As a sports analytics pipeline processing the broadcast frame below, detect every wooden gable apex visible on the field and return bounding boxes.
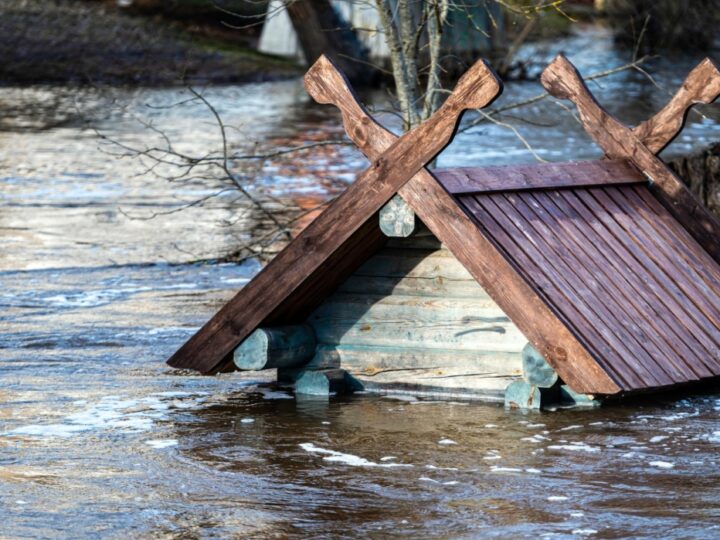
[167,55,720,397]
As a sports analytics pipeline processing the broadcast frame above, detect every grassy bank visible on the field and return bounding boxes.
[0,0,300,86]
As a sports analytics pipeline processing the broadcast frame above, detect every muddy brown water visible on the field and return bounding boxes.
[2,27,720,538]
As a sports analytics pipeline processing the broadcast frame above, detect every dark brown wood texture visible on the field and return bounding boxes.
[462,184,720,390]
[632,58,720,154]
[306,57,619,394]
[541,54,720,265]
[167,55,501,374]
[435,159,645,194]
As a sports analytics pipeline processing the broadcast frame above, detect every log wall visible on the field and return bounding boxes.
[304,229,525,400]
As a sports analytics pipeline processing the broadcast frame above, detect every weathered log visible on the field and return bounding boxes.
[380,194,416,237]
[233,325,316,370]
[504,380,541,410]
[560,385,601,408]
[521,343,559,388]
[294,368,364,396]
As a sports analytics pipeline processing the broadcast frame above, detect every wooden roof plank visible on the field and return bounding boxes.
[536,190,714,379]
[520,190,697,383]
[434,159,644,194]
[481,192,670,387]
[528,190,709,381]
[559,189,720,375]
[594,188,720,329]
[463,194,643,389]
[629,186,720,297]
[577,189,720,357]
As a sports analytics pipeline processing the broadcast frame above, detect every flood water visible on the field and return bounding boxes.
[2,27,720,538]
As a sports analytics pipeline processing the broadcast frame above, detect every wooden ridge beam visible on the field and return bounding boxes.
[434,159,645,194]
[541,54,720,265]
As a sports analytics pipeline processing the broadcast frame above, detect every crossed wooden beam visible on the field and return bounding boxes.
[541,54,720,263]
[168,53,720,384]
[168,57,502,375]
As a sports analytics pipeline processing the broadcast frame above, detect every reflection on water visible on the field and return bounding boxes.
[1,25,720,537]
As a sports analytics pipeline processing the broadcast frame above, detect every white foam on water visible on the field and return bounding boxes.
[704,431,720,443]
[525,468,542,474]
[240,418,255,424]
[256,387,294,400]
[559,425,583,431]
[438,438,457,445]
[527,423,546,428]
[570,512,584,518]
[380,456,397,462]
[321,421,331,425]
[547,496,568,501]
[648,460,674,469]
[548,443,600,453]
[426,464,459,471]
[572,529,597,536]
[299,443,412,468]
[383,394,418,403]
[649,435,669,443]
[3,393,206,439]
[491,466,523,473]
[483,455,502,460]
[484,424,498,428]
[145,439,178,449]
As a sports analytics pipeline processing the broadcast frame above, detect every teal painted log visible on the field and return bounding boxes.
[294,368,364,396]
[521,343,559,388]
[233,325,316,370]
[504,380,541,410]
[560,385,602,408]
[380,194,416,237]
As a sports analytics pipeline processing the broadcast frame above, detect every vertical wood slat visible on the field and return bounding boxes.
[558,189,720,374]
[462,195,640,388]
[588,189,720,334]
[505,191,685,384]
[601,187,720,326]
[628,187,720,297]
[477,193,667,387]
[521,191,698,382]
[537,190,714,379]
[575,190,720,360]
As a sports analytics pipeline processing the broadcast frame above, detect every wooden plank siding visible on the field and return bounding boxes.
[456,184,720,391]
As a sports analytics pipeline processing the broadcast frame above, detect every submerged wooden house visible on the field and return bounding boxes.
[168,54,720,409]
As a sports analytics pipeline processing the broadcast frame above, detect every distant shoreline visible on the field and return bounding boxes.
[0,0,301,86]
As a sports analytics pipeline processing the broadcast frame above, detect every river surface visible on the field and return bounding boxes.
[2,27,720,538]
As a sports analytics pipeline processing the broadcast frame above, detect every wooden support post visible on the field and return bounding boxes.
[233,325,316,370]
[380,194,416,237]
[521,343,559,388]
[294,368,364,396]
